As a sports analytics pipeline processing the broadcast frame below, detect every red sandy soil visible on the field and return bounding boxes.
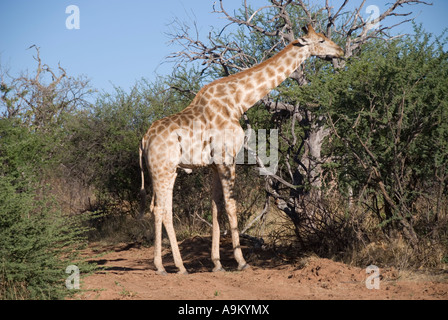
[74,235,447,300]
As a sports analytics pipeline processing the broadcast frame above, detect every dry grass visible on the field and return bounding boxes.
[258,193,448,271]
[346,238,447,270]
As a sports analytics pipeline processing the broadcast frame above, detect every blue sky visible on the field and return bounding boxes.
[1,0,447,97]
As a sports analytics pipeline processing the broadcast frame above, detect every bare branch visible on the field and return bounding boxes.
[1,45,92,127]
[214,0,295,42]
[169,85,197,97]
[342,0,433,57]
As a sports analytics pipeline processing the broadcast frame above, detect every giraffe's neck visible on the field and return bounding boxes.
[190,42,310,121]
[236,42,309,114]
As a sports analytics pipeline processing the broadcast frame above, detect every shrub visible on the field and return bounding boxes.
[0,118,91,299]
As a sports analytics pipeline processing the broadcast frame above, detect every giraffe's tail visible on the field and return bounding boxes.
[139,141,147,219]
[139,140,155,220]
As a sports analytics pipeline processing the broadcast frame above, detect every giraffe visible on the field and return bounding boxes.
[139,24,344,275]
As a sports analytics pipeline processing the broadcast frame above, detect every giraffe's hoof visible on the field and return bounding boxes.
[237,263,250,271]
[156,270,168,276]
[213,267,226,273]
[177,269,189,275]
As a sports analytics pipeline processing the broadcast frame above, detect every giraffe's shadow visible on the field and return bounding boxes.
[161,235,283,274]
[87,235,294,275]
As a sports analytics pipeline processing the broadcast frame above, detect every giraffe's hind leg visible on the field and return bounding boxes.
[153,204,166,275]
[152,170,188,275]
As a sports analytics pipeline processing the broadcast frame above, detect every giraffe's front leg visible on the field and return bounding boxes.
[226,199,249,271]
[211,169,225,272]
[217,164,249,271]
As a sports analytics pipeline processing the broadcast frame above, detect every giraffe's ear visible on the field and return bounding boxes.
[295,36,311,46]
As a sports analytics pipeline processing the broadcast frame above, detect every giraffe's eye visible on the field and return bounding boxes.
[319,39,326,43]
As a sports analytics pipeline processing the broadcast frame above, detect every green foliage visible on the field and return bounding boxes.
[0,119,92,300]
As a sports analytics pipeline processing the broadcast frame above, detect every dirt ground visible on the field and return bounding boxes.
[74,235,448,300]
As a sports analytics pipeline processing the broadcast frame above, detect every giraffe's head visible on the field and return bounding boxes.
[294,24,344,60]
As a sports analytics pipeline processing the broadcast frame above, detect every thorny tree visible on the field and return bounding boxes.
[0,45,91,130]
[167,0,431,246]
